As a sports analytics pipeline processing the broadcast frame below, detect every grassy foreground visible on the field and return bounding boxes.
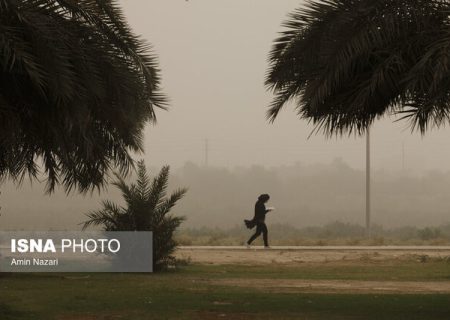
[1,261,450,319]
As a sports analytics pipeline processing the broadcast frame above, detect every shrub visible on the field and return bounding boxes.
[418,228,441,241]
[83,160,187,271]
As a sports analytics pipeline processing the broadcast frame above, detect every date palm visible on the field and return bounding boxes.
[0,0,166,192]
[266,0,450,135]
[82,160,187,270]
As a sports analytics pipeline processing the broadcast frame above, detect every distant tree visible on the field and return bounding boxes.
[0,0,166,192]
[82,161,187,270]
[266,0,450,135]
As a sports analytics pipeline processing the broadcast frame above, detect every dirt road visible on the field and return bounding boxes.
[176,246,450,265]
[176,246,450,294]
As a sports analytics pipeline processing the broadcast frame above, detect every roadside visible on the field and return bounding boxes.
[176,246,450,265]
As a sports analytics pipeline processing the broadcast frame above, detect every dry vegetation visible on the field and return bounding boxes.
[176,221,450,246]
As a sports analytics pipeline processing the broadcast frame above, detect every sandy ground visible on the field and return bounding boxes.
[176,246,450,294]
[176,246,450,265]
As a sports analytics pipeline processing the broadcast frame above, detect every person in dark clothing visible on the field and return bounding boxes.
[245,194,272,248]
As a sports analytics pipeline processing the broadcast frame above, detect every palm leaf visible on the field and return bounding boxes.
[147,165,170,210]
[82,200,124,230]
[0,0,167,192]
[266,0,450,135]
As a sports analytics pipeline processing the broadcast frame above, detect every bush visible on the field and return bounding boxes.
[83,160,187,271]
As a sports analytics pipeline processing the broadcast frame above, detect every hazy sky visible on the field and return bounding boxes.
[121,0,450,172]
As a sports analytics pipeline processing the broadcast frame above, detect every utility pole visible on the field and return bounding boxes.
[204,138,209,167]
[402,141,405,171]
[366,128,371,237]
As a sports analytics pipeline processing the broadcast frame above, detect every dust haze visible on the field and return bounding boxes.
[1,0,450,230]
[1,160,450,230]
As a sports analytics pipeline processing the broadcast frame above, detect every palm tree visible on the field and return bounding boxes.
[82,160,187,270]
[266,0,450,234]
[0,0,166,192]
[266,0,450,135]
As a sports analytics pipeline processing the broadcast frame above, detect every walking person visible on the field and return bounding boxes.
[244,194,273,248]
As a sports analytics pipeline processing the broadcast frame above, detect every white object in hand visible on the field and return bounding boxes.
[267,207,275,211]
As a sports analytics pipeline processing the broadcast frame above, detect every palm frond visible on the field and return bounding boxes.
[266,0,450,135]
[0,0,167,192]
[147,165,170,210]
[111,171,137,208]
[136,160,152,200]
[154,187,188,222]
[81,200,124,230]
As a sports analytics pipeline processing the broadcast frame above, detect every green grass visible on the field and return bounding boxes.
[0,260,450,319]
